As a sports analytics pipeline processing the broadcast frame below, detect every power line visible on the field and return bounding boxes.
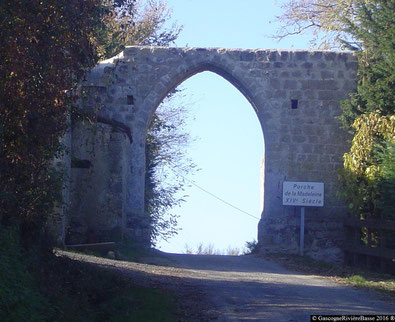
[166,164,260,221]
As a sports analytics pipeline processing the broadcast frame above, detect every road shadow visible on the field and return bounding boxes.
[63,251,394,321]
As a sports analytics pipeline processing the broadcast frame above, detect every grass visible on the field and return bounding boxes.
[261,253,395,298]
[347,274,367,284]
[0,227,178,321]
[343,274,395,296]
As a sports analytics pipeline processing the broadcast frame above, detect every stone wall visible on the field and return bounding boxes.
[67,122,132,244]
[76,46,357,262]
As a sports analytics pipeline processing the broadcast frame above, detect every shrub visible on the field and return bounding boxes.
[244,239,259,254]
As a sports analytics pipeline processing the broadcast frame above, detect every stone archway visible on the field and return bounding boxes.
[72,46,356,262]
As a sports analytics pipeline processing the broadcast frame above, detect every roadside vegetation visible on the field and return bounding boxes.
[182,239,259,256]
[183,242,244,255]
[0,227,178,321]
[261,253,395,298]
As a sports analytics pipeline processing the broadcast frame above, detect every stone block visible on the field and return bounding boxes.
[301,62,313,69]
[304,90,317,99]
[279,51,289,61]
[240,51,255,61]
[256,51,269,61]
[324,52,336,61]
[321,70,335,79]
[297,154,306,161]
[290,91,303,99]
[295,51,308,61]
[283,80,298,90]
[249,69,264,77]
[318,90,338,100]
[308,135,320,144]
[302,144,313,153]
[307,154,318,162]
[268,51,278,62]
[292,135,307,143]
[268,78,281,88]
[291,70,302,77]
[319,154,330,162]
[346,61,358,70]
[343,80,357,90]
[310,52,323,60]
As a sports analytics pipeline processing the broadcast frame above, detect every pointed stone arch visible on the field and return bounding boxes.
[143,61,261,129]
[73,46,357,262]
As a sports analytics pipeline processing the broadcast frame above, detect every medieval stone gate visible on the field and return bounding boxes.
[66,46,357,262]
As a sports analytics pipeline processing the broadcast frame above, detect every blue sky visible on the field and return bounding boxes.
[155,0,313,253]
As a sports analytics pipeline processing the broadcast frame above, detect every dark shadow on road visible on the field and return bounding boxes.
[60,251,395,321]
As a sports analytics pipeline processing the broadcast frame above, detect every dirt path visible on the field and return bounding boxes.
[59,251,394,321]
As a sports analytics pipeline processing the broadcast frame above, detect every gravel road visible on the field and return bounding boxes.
[59,251,394,321]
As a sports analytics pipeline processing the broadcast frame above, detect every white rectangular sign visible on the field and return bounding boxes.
[283,181,324,207]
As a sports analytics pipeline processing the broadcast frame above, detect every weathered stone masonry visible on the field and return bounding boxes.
[69,46,357,262]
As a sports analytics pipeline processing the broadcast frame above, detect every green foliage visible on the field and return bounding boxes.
[99,0,181,58]
[266,253,395,295]
[338,0,395,129]
[244,239,259,255]
[347,274,367,285]
[339,113,395,217]
[0,0,115,242]
[337,1,395,220]
[375,141,395,219]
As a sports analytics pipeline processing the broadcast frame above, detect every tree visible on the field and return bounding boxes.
[274,0,363,48]
[337,1,395,220]
[0,0,185,245]
[101,0,181,57]
[145,91,196,245]
[340,113,394,218]
[0,0,114,242]
[338,0,395,128]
